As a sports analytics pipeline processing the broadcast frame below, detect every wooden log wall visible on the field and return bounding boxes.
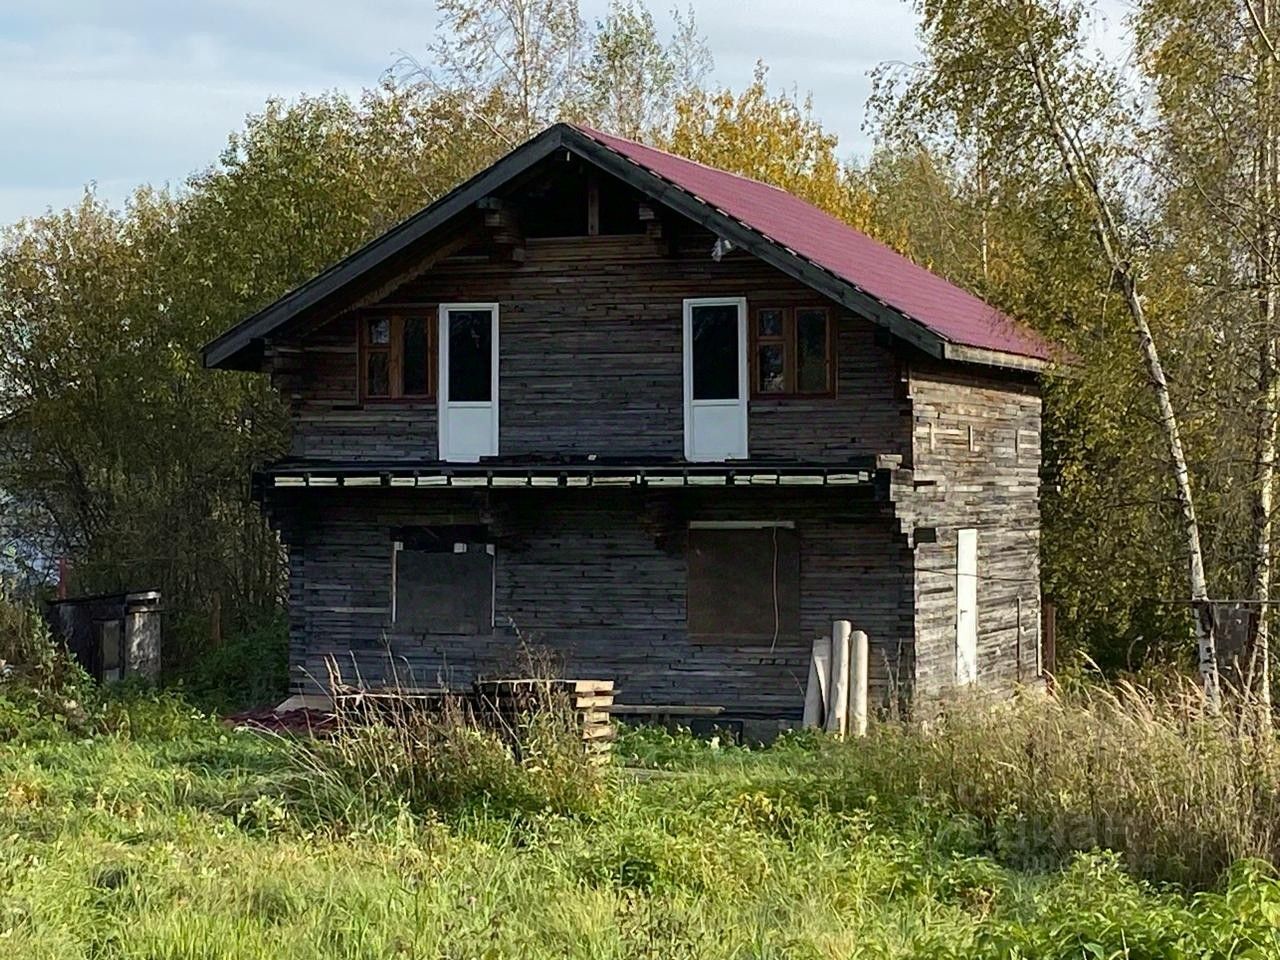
[895,359,1043,701]
[271,487,914,719]
[275,229,911,464]
[258,197,1047,715]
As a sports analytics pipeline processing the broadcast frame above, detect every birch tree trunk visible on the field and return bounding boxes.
[1018,1,1221,705]
[1246,0,1279,719]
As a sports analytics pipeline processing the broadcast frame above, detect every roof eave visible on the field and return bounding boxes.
[201,122,1053,376]
[941,342,1053,374]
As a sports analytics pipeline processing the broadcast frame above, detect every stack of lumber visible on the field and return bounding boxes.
[472,678,616,762]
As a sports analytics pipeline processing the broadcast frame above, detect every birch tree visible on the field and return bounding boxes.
[1136,0,1280,710]
[875,0,1222,701]
[581,2,711,139]
[394,0,589,144]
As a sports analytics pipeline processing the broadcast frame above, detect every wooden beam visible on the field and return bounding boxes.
[203,125,568,369]
[587,173,600,236]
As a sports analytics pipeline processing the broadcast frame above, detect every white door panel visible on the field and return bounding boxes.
[688,403,745,461]
[956,528,978,685]
[439,304,499,462]
[683,297,748,461]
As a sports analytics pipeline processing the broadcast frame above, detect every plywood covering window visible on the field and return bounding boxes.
[392,527,493,635]
[751,306,835,396]
[361,314,432,401]
[687,525,800,642]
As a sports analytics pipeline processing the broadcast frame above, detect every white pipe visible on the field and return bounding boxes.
[826,620,851,736]
[849,629,869,737]
[803,635,831,728]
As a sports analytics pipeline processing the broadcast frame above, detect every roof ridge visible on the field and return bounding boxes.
[566,122,801,202]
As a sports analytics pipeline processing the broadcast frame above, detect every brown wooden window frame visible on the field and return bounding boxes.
[359,312,434,403]
[749,305,836,398]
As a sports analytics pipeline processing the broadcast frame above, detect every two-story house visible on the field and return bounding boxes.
[203,123,1054,719]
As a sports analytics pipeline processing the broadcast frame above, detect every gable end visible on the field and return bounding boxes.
[202,124,1049,375]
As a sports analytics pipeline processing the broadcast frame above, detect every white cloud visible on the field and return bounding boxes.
[0,0,921,224]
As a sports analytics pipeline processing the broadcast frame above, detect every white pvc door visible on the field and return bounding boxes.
[683,297,748,461]
[438,303,499,462]
[956,528,978,685]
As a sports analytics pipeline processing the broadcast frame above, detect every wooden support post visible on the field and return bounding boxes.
[587,174,600,236]
[848,629,868,738]
[1041,600,1056,687]
[803,634,831,728]
[826,620,851,737]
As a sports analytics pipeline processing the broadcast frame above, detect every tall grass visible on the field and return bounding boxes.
[284,687,604,825]
[810,681,1280,889]
[6,673,1280,955]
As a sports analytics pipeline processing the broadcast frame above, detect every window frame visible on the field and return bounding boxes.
[682,296,750,462]
[749,305,837,398]
[437,302,501,462]
[358,311,435,404]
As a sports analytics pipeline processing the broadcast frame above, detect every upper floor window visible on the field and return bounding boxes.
[751,306,835,397]
[361,315,431,401]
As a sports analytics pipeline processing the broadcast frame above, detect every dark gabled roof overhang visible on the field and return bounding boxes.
[203,123,1049,374]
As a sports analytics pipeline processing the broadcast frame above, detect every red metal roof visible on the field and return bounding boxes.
[573,124,1054,363]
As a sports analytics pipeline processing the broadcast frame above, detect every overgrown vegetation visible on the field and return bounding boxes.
[287,691,605,823]
[881,684,1280,889]
[5,585,1280,955]
[5,680,1280,957]
[179,613,289,714]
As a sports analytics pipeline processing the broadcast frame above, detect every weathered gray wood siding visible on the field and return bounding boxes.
[272,488,913,717]
[275,231,911,464]
[899,360,1042,699]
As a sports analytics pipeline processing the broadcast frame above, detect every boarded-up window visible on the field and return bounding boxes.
[687,526,800,642]
[393,527,493,634]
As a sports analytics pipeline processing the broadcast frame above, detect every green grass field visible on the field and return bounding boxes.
[4,687,1280,960]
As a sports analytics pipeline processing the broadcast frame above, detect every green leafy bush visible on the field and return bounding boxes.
[0,588,101,742]
[99,683,220,740]
[180,612,288,712]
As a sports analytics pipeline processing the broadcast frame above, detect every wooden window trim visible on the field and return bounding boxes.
[359,311,435,404]
[749,306,837,399]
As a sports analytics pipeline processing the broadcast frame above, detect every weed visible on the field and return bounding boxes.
[286,686,603,826]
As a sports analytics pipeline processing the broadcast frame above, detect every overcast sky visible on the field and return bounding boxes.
[0,0,925,226]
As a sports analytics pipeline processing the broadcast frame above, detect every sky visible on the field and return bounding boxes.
[0,0,923,226]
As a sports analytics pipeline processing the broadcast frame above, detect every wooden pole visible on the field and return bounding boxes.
[1041,600,1056,687]
[849,629,868,738]
[826,620,851,736]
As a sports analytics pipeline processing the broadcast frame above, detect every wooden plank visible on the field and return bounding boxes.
[609,704,724,717]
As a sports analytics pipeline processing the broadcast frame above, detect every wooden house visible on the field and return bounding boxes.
[203,123,1054,721]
